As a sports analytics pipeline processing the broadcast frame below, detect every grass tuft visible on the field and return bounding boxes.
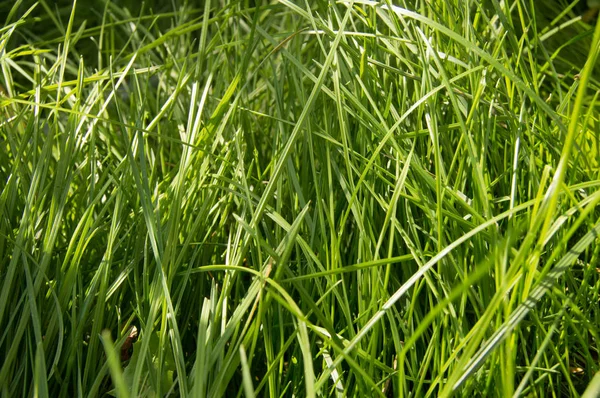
[1,1,599,396]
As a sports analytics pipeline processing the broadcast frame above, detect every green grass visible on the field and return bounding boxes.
[1,0,600,396]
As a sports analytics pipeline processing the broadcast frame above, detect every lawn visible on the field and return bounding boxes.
[1,0,600,396]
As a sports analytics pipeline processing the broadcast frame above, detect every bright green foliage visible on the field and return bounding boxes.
[0,0,599,397]
[122,332,176,397]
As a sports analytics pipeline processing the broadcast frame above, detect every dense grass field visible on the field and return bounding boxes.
[1,0,600,396]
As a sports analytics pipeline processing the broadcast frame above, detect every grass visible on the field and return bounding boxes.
[1,0,600,396]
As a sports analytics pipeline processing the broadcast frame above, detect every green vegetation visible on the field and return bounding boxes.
[1,0,600,396]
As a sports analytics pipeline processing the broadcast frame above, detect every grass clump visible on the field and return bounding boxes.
[1,0,600,396]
